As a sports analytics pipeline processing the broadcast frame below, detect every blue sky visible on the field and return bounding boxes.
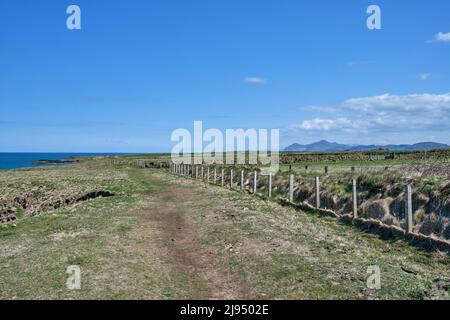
[0,0,449,152]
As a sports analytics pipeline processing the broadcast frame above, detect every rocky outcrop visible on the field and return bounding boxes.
[0,190,115,222]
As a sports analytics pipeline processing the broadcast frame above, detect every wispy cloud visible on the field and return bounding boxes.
[434,32,450,42]
[347,60,374,67]
[420,73,431,80]
[244,77,267,84]
[299,105,339,113]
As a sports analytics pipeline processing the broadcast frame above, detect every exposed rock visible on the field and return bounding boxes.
[442,223,450,239]
[33,159,75,165]
[14,195,29,209]
[389,194,406,220]
[320,192,340,211]
[1,190,115,221]
[271,175,450,240]
[362,198,392,220]
[419,213,443,236]
[293,185,312,203]
[382,214,396,226]
[441,201,450,218]
[414,208,427,225]
[413,193,430,209]
[76,190,115,202]
[0,206,16,223]
[385,184,403,198]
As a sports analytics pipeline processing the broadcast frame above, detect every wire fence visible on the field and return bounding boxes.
[164,163,450,248]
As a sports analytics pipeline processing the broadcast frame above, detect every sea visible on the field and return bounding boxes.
[0,153,127,170]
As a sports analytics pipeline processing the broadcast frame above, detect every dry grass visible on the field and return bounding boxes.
[0,161,449,299]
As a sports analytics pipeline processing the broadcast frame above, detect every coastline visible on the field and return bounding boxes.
[0,153,128,170]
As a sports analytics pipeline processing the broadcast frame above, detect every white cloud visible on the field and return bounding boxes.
[290,93,450,143]
[296,117,370,133]
[244,77,267,84]
[343,93,450,112]
[435,32,450,42]
[299,105,339,113]
[297,118,349,131]
[420,73,431,80]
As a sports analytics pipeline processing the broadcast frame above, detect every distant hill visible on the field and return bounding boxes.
[284,140,350,152]
[284,140,449,152]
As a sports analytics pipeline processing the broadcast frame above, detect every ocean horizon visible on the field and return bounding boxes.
[0,153,129,170]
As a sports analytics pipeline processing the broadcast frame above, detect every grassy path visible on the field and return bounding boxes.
[1,165,450,299]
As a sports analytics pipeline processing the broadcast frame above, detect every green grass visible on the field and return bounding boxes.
[1,161,450,299]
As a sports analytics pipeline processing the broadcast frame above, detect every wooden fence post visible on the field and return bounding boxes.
[196,166,199,179]
[214,167,217,185]
[315,176,320,209]
[230,169,233,189]
[207,167,210,183]
[253,171,257,194]
[241,170,244,191]
[221,168,224,187]
[268,172,272,198]
[405,184,413,233]
[289,174,294,202]
[352,179,358,218]
[201,166,204,180]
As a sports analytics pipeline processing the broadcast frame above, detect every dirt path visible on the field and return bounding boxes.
[138,169,450,300]
[130,174,251,299]
[1,165,450,299]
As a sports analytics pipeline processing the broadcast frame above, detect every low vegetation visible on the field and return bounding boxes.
[0,158,449,299]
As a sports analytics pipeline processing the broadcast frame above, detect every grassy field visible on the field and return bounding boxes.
[1,160,450,299]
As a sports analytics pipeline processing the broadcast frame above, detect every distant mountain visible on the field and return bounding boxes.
[284,140,449,152]
[347,142,449,152]
[284,140,350,152]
